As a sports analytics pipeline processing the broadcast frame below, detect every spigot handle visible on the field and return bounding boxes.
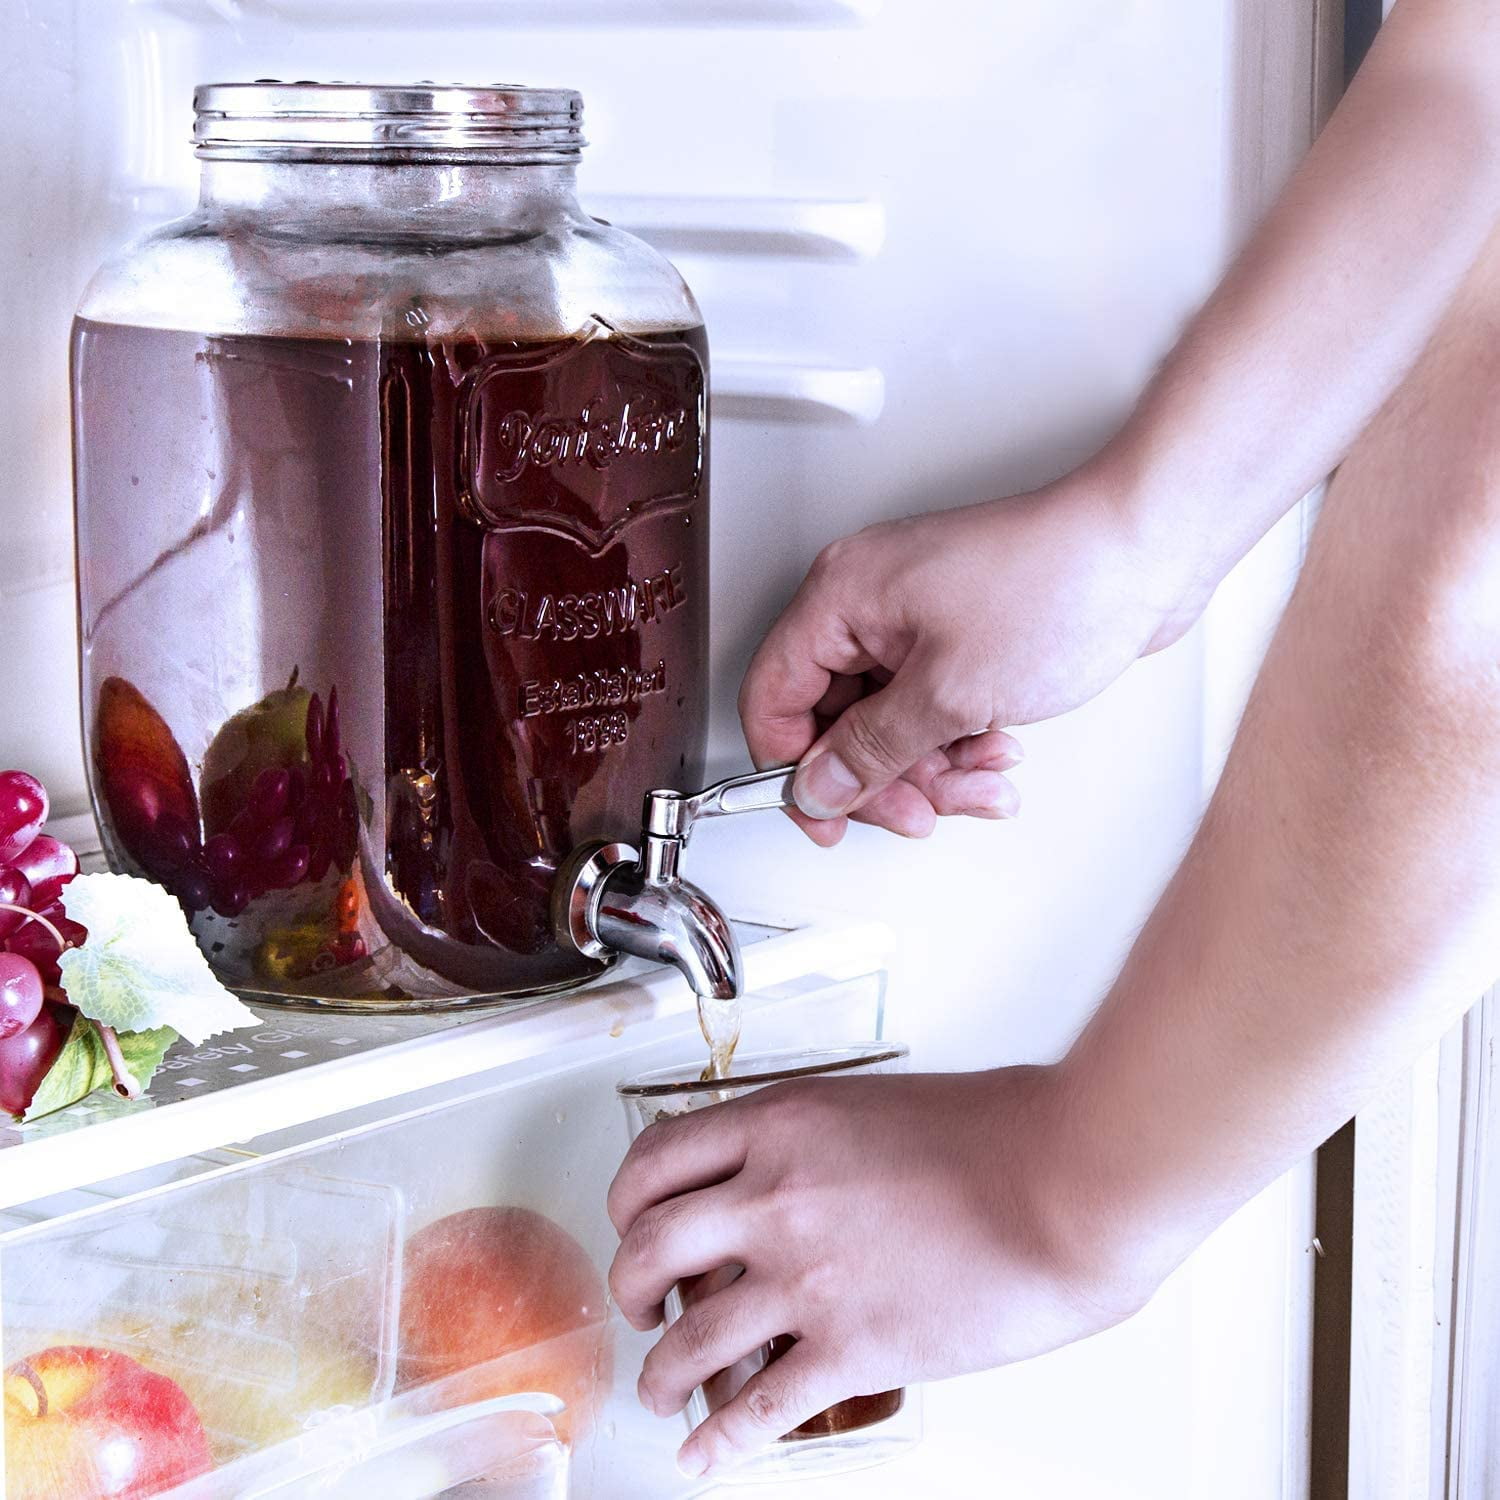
[686,766,797,823]
[641,766,797,843]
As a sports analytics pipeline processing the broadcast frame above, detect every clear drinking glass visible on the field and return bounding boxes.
[617,1045,920,1484]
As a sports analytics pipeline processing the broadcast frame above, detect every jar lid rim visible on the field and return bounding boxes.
[193,81,586,162]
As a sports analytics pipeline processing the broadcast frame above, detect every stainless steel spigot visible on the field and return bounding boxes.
[552,766,796,999]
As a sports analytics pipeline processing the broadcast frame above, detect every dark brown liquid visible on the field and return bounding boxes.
[680,1270,903,1441]
[770,1338,904,1441]
[73,320,708,1004]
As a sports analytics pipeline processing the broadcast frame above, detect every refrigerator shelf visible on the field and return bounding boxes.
[0,901,891,1214]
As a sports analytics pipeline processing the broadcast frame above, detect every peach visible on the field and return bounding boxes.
[397,1205,611,1441]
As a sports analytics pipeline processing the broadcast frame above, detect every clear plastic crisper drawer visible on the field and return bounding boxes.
[1,959,887,1500]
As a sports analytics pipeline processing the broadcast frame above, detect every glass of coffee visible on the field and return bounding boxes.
[616,1044,921,1483]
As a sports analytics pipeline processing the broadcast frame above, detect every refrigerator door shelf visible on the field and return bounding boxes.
[0,813,892,1215]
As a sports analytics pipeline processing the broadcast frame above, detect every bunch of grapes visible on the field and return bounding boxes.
[0,770,84,1116]
[130,689,360,924]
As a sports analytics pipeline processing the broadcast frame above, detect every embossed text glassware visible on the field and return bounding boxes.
[71,82,709,1010]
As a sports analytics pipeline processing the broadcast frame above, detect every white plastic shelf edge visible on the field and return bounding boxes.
[0,915,891,1211]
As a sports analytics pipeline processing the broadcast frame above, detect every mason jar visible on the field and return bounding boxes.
[71,83,710,1009]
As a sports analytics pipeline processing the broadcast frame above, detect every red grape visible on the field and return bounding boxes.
[248,767,291,822]
[172,866,214,914]
[306,693,325,764]
[0,952,43,1041]
[0,1003,67,1116]
[214,879,251,917]
[325,685,341,759]
[7,907,86,987]
[203,832,242,885]
[0,771,46,865]
[10,834,79,909]
[264,843,310,888]
[0,867,34,942]
[292,794,319,841]
[254,817,294,864]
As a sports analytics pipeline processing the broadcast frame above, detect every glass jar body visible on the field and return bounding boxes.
[73,157,710,1009]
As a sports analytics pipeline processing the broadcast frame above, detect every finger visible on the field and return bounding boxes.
[608,1106,750,1239]
[676,1342,844,1479]
[609,1184,748,1331]
[739,600,878,769]
[812,673,866,723]
[924,768,1019,818]
[961,801,1014,821]
[847,779,938,839]
[791,655,980,821]
[947,729,1024,771]
[639,1275,788,1417]
[785,806,848,847]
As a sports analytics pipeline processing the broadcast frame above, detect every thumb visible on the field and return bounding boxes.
[792,665,971,820]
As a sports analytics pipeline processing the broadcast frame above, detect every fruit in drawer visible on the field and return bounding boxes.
[397,1206,611,1440]
[38,1309,384,1464]
[3,1345,213,1499]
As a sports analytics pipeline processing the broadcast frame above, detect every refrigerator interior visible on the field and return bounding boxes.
[4,1,1321,1495]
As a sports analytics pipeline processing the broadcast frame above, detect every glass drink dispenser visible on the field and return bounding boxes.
[71,83,710,1012]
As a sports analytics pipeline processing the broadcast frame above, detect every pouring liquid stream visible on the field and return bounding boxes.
[697,994,741,1083]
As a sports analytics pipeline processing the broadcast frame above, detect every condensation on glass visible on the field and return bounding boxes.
[71,83,710,1010]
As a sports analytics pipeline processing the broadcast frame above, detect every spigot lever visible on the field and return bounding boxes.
[639,767,796,884]
[552,766,796,1000]
[686,766,798,824]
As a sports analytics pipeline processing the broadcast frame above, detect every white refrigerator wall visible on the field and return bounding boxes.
[2,3,1316,1496]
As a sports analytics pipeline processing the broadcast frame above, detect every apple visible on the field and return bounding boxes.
[3,1345,213,1499]
[397,1206,611,1441]
[200,680,313,838]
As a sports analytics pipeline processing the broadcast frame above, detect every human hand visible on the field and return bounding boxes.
[739,468,1203,843]
[607,1066,1159,1480]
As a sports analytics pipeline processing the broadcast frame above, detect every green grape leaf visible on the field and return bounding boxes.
[20,1014,177,1123]
[57,872,261,1044]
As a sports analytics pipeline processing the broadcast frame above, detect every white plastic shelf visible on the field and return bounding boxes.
[588,195,887,261]
[142,0,881,28]
[712,360,886,424]
[0,911,891,1212]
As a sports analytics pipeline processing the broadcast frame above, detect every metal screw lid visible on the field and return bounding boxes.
[192,81,586,163]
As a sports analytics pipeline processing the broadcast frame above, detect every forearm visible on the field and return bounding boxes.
[1100,0,1500,601]
[1058,231,1500,1288]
